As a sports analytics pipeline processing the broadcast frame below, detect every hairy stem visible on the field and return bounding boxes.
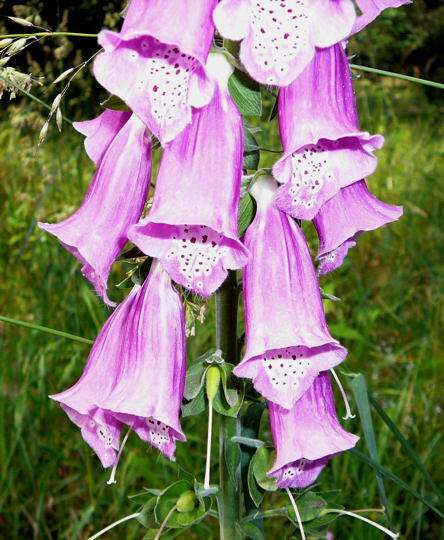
[216,271,241,540]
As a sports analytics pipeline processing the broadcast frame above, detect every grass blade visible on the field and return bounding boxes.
[369,394,444,504]
[351,374,393,527]
[350,448,444,519]
[350,64,444,90]
[0,315,93,344]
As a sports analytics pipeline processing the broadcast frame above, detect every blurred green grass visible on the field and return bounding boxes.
[0,78,443,539]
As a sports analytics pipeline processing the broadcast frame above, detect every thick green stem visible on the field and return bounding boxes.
[216,271,241,540]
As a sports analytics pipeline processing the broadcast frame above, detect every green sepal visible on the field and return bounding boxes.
[219,361,242,407]
[154,480,212,529]
[286,492,328,523]
[181,385,206,418]
[136,496,158,528]
[101,94,131,111]
[251,445,278,492]
[212,382,244,418]
[228,70,262,116]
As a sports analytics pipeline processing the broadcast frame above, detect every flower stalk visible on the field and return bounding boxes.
[215,271,241,540]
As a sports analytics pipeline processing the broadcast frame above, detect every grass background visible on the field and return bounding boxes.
[0,50,443,540]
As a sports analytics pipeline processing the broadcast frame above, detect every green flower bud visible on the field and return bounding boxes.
[176,490,198,513]
[205,365,221,405]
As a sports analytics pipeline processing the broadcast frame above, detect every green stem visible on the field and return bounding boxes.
[350,64,444,90]
[0,32,97,39]
[0,315,93,345]
[215,271,241,540]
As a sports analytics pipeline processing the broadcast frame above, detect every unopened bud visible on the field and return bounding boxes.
[7,38,27,54]
[0,57,9,67]
[0,38,13,49]
[56,108,63,131]
[52,67,75,85]
[50,93,62,114]
[205,366,221,404]
[176,491,198,513]
[8,16,33,27]
[38,122,49,146]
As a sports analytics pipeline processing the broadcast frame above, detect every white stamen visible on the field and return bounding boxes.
[327,509,399,539]
[204,404,213,489]
[330,368,356,420]
[286,488,306,540]
[106,427,132,485]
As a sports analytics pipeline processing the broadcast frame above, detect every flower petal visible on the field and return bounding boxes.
[233,176,346,410]
[39,114,151,306]
[352,0,411,35]
[268,371,359,488]
[128,56,249,297]
[311,0,356,48]
[51,261,186,464]
[93,0,217,144]
[73,109,131,165]
[314,180,403,274]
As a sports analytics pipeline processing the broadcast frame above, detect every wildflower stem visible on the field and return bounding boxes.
[154,504,178,540]
[286,489,306,540]
[350,64,444,90]
[0,32,98,39]
[88,512,140,540]
[107,427,132,485]
[330,368,356,420]
[0,315,92,344]
[204,403,214,489]
[325,509,399,538]
[215,271,241,540]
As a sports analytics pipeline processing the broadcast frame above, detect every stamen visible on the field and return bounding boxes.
[106,426,132,485]
[326,509,399,539]
[330,368,356,420]
[204,403,213,489]
[286,488,306,540]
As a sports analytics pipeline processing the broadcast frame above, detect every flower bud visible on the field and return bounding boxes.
[7,38,27,54]
[0,38,13,49]
[8,16,33,27]
[205,366,221,405]
[52,68,75,85]
[176,490,198,513]
[50,93,62,114]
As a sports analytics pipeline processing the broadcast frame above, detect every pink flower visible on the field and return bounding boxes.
[51,261,186,466]
[94,0,218,145]
[39,111,151,306]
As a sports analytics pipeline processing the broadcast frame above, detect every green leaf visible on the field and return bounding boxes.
[238,194,256,236]
[238,522,266,540]
[251,446,278,492]
[101,94,131,111]
[222,416,242,486]
[232,436,265,449]
[286,492,327,523]
[137,497,158,528]
[350,448,444,519]
[228,70,262,116]
[243,129,260,170]
[181,386,206,418]
[247,461,265,507]
[329,324,367,342]
[351,374,392,527]
[369,394,444,504]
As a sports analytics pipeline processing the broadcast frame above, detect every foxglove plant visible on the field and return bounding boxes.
[233,175,346,410]
[19,0,417,537]
[51,260,186,468]
[128,53,250,297]
[39,111,152,306]
[94,0,218,145]
[272,43,383,221]
[268,371,359,488]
